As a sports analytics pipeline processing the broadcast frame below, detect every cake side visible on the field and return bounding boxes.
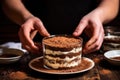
[43,35,83,69]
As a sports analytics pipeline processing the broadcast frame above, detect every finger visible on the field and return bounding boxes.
[30,30,38,39]
[35,21,50,37]
[22,44,40,54]
[19,25,39,52]
[85,22,101,47]
[84,31,104,54]
[73,19,88,36]
[84,26,104,54]
[22,44,33,52]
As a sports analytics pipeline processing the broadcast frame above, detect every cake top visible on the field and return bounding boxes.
[43,35,82,49]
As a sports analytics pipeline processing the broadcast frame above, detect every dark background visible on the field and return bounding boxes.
[0,1,120,44]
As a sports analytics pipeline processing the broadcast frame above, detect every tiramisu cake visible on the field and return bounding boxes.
[42,35,82,69]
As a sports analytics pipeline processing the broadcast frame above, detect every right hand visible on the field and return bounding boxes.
[73,10,104,54]
[18,16,50,54]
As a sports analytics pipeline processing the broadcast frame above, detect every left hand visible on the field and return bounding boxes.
[73,11,104,54]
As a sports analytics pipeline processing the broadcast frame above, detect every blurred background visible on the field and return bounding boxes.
[0,1,120,44]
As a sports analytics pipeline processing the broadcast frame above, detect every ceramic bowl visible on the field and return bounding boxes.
[0,47,24,64]
[104,50,120,65]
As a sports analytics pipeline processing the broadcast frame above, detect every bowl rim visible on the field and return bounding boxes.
[0,48,24,60]
[104,50,120,61]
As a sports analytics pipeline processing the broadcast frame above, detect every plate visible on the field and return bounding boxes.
[29,57,95,75]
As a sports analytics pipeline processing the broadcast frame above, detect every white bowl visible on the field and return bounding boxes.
[104,50,120,65]
[0,47,24,64]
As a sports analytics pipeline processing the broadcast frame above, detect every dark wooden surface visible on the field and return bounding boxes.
[0,4,120,80]
[0,49,120,80]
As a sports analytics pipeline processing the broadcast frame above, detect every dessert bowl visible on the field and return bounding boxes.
[104,50,120,65]
[0,47,24,64]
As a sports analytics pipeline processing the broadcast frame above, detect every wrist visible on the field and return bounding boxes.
[92,8,108,24]
[21,13,34,25]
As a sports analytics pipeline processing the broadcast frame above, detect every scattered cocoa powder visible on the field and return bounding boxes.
[99,69,111,75]
[93,58,101,64]
[9,71,28,80]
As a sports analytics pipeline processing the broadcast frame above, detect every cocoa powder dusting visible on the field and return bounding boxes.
[43,36,82,49]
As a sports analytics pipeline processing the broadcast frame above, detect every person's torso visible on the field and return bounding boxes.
[23,0,98,34]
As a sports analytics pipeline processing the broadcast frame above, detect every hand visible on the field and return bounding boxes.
[18,16,50,54]
[73,11,104,54]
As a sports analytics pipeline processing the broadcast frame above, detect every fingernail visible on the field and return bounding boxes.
[73,32,78,36]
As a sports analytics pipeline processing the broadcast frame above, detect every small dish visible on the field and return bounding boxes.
[104,50,120,65]
[0,47,24,64]
[29,57,95,75]
[103,26,120,51]
[103,35,120,51]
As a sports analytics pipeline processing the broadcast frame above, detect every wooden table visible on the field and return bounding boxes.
[0,49,120,80]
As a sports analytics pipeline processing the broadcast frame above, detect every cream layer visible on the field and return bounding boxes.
[44,55,81,69]
[45,47,82,55]
[44,58,81,69]
[45,55,81,62]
